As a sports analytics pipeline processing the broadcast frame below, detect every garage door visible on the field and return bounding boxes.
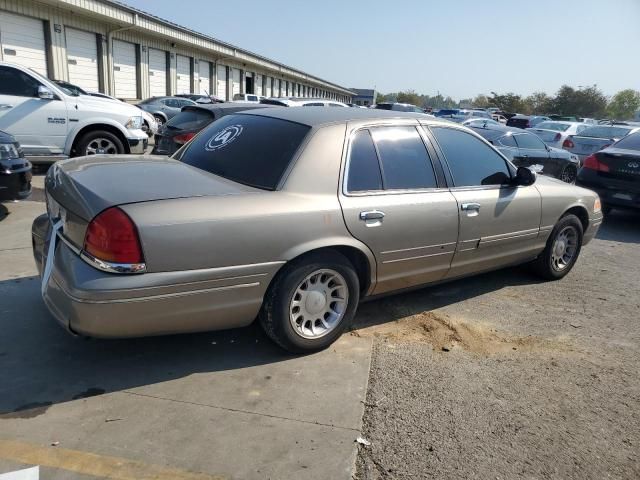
[112,39,137,99]
[255,74,262,96]
[0,11,47,76]
[198,60,211,95]
[231,68,241,97]
[216,64,227,100]
[148,48,167,97]
[176,55,191,94]
[65,28,98,92]
[274,79,280,97]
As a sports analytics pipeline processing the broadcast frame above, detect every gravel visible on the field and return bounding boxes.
[353,209,640,480]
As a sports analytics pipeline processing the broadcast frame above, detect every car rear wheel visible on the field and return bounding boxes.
[153,115,165,126]
[260,251,360,353]
[531,214,583,280]
[76,130,125,156]
[560,164,578,183]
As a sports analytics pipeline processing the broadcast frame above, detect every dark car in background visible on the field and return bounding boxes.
[152,103,273,156]
[374,102,424,113]
[576,132,640,214]
[176,93,224,104]
[562,124,640,161]
[137,96,198,126]
[0,130,31,201]
[471,125,581,183]
[506,115,551,129]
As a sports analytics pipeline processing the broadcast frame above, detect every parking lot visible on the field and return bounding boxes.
[1,170,639,479]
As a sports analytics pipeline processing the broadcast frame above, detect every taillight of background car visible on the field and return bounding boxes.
[582,154,609,172]
[174,132,196,145]
[554,133,562,142]
[563,138,575,149]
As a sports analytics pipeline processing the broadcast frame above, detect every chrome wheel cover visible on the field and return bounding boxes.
[551,226,578,271]
[289,269,349,339]
[85,138,118,155]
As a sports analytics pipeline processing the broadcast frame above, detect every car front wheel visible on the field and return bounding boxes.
[531,214,583,280]
[76,130,125,156]
[560,164,578,183]
[260,251,360,353]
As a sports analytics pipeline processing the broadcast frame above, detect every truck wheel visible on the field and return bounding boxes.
[260,251,360,353]
[531,214,583,280]
[76,130,125,156]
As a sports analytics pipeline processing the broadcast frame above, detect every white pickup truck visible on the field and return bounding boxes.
[0,62,148,164]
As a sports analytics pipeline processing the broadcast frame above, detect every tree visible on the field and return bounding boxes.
[396,90,422,107]
[488,92,527,113]
[525,91,553,115]
[552,85,607,118]
[606,89,640,120]
[472,94,490,108]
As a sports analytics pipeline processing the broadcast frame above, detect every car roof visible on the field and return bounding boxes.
[182,104,277,115]
[237,106,434,127]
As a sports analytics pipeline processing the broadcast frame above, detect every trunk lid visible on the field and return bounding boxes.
[46,155,259,222]
[596,148,640,183]
[571,136,614,156]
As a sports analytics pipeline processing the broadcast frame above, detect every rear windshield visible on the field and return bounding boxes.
[535,122,570,132]
[175,114,310,190]
[578,126,631,139]
[165,109,214,130]
[612,132,640,151]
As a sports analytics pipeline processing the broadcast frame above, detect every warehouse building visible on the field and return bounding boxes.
[0,0,354,102]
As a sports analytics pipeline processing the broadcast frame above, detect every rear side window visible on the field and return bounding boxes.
[432,127,512,187]
[514,133,546,150]
[498,134,517,147]
[371,126,437,190]
[347,130,383,192]
[612,132,640,150]
[177,114,310,190]
[165,109,215,130]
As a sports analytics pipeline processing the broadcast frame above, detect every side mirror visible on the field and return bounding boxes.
[515,166,536,186]
[38,86,54,100]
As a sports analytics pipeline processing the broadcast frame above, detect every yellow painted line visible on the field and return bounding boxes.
[0,440,226,480]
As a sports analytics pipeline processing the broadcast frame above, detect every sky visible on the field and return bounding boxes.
[121,0,640,100]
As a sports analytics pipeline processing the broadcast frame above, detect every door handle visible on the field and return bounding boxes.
[359,210,385,221]
[0,104,13,109]
[461,203,481,211]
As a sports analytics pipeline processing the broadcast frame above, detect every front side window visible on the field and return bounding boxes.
[347,130,383,192]
[370,126,437,190]
[0,66,41,97]
[162,99,179,108]
[176,114,310,190]
[432,127,512,187]
[514,133,546,150]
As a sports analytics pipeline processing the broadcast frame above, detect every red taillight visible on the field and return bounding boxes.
[563,138,575,149]
[526,121,532,128]
[582,154,610,172]
[554,133,562,141]
[174,132,196,145]
[84,207,144,264]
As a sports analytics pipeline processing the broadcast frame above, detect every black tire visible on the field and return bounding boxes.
[559,164,578,184]
[75,130,125,157]
[260,251,360,353]
[531,214,583,280]
[153,114,165,126]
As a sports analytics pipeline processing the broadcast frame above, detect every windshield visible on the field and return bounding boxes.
[165,109,215,130]
[578,126,631,139]
[52,80,87,96]
[536,122,570,132]
[176,114,310,190]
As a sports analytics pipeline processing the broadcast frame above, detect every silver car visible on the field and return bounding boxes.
[563,124,640,161]
[32,109,603,353]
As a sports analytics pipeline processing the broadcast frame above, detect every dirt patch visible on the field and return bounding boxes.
[351,311,572,355]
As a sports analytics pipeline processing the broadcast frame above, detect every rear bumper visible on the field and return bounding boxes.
[32,214,279,338]
[577,170,640,211]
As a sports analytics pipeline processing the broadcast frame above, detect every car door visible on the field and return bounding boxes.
[339,124,459,295]
[512,132,553,176]
[0,65,69,155]
[428,126,542,278]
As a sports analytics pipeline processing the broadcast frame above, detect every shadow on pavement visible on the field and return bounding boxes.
[0,203,8,222]
[352,264,543,331]
[0,276,291,417]
[596,209,640,244]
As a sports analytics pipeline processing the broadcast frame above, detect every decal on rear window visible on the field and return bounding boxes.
[205,125,243,151]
